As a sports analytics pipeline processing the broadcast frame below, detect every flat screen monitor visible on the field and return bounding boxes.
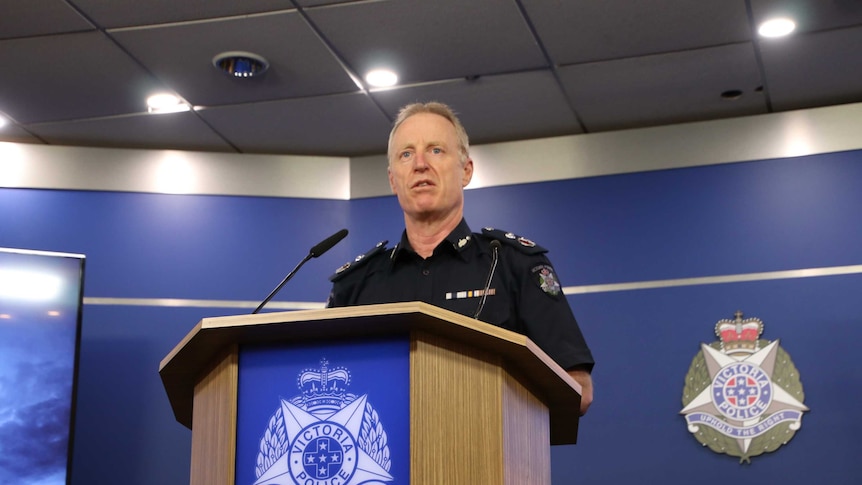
[0,248,85,485]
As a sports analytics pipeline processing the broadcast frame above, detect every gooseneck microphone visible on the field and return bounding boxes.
[473,240,501,319]
[252,228,348,314]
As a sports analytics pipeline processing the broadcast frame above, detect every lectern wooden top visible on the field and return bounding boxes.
[159,301,582,444]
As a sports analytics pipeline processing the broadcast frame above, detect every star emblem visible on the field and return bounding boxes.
[254,395,393,485]
[680,339,808,461]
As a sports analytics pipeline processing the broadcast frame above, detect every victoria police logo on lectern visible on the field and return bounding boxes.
[252,359,394,485]
[680,312,809,463]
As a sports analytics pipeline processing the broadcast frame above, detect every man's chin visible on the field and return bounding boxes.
[405,206,443,221]
[405,204,464,224]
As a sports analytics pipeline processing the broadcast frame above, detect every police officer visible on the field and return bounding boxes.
[327,102,594,415]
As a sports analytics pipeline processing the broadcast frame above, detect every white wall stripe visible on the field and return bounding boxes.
[83,264,862,308]
[563,264,862,295]
[82,297,325,311]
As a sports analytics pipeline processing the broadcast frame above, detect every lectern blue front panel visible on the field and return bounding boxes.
[236,338,410,485]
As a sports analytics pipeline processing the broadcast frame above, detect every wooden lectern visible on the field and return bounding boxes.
[160,302,582,485]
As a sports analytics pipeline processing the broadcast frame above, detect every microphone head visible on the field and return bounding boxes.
[490,240,502,251]
[309,228,348,258]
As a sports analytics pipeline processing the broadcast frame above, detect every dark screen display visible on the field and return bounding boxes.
[0,248,84,485]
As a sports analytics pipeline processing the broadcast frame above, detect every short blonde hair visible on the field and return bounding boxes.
[387,102,470,164]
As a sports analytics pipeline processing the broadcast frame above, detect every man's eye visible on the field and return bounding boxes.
[431,147,442,154]
[400,151,413,160]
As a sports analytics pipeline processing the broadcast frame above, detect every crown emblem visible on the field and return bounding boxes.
[297,359,351,416]
[714,311,763,354]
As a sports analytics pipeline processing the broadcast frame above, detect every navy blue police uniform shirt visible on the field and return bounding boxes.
[326,219,594,372]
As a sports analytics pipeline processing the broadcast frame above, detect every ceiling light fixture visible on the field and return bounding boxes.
[146,93,190,114]
[213,51,270,78]
[758,17,796,38]
[365,69,398,88]
[0,115,7,128]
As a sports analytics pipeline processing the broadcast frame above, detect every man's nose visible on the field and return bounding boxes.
[412,151,428,170]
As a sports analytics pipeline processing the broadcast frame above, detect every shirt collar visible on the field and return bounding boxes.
[390,218,474,262]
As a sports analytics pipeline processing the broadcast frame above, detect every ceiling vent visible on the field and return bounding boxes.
[212,51,269,78]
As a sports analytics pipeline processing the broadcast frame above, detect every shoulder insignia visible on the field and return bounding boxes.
[329,240,388,282]
[532,264,562,297]
[481,227,547,254]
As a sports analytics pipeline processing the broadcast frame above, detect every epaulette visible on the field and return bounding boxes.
[481,227,548,254]
[329,240,388,282]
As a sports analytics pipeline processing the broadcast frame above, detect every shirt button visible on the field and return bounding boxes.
[422,269,430,276]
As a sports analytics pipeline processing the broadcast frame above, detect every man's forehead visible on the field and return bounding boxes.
[394,112,457,142]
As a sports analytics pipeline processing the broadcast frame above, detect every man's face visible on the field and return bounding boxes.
[388,113,473,222]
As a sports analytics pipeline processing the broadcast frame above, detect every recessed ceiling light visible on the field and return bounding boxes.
[365,69,398,88]
[213,51,269,78]
[146,93,189,114]
[758,17,796,38]
[0,115,7,128]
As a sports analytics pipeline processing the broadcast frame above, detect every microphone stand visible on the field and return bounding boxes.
[251,228,348,314]
[252,254,312,314]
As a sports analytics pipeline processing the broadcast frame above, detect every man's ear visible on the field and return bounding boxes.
[462,158,474,187]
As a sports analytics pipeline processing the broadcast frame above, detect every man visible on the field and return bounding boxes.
[327,102,594,415]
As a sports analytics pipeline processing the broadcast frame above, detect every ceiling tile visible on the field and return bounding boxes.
[198,93,393,156]
[0,32,165,124]
[373,70,584,146]
[0,125,44,145]
[110,12,358,107]
[70,0,292,28]
[760,26,862,111]
[522,0,752,65]
[295,0,367,6]
[559,43,768,132]
[26,111,236,152]
[0,0,94,39]
[306,0,547,85]
[750,0,862,33]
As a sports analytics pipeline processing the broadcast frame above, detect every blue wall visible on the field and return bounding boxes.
[1,149,860,484]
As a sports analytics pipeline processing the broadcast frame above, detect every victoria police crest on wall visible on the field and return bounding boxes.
[680,312,809,463]
[252,359,394,485]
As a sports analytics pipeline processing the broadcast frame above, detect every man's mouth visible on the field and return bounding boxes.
[412,180,434,188]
